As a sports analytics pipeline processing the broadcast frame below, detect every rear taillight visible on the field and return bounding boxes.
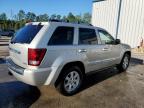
[28,48,47,66]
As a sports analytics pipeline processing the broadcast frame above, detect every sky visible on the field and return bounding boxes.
[0,0,93,19]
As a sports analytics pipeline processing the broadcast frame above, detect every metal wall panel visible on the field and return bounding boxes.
[118,0,144,48]
[92,0,144,48]
[92,0,119,36]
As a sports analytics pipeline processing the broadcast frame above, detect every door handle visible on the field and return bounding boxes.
[78,49,87,53]
[102,47,109,51]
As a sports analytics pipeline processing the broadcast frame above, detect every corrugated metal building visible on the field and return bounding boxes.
[92,0,144,48]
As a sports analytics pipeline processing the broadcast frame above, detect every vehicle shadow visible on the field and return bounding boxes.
[80,68,120,92]
[130,57,143,66]
[0,81,40,108]
[0,58,6,64]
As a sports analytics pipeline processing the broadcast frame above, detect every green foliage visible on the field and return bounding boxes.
[67,12,76,22]
[14,22,20,30]
[62,16,67,21]
[36,14,49,21]
[56,15,61,20]
[26,12,36,21]
[75,15,82,22]
[18,10,25,21]
[0,10,91,31]
[83,12,91,24]
[50,14,57,19]
[0,13,7,20]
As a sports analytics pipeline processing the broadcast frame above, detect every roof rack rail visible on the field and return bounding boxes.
[48,19,62,22]
[77,21,93,26]
[48,19,69,22]
[48,19,93,26]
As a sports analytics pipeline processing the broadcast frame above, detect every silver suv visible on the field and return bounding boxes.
[7,21,131,95]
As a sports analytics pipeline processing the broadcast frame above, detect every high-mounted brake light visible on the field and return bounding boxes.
[28,48,47,66]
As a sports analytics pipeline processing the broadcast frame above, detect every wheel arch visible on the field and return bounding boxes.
[124,51,131,58]
[54,61,85,86]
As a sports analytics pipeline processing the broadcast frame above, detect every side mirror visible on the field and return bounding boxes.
[115,39,121,44]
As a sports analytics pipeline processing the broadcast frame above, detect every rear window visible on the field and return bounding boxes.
[48,26,74,45]
[79,28,97,45]
[11,25,43,44]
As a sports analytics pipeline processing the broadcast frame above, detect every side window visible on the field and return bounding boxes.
[98,30,115,44]
[79,28,98,45]
[48,27,74,45]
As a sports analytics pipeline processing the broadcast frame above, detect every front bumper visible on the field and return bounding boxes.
[7,58,52,86]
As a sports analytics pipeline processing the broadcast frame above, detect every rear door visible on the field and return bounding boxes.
[43,26,76,68]
[97,29,121,67]
[9,24,43,68]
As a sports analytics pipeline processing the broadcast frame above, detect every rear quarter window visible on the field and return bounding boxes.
[11,25,43,44]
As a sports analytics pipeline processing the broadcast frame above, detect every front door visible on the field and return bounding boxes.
[97,29,121,68]
[77,27,106,72]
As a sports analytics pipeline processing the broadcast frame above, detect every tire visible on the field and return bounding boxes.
[117,53,130,72]
[56,66,83,96]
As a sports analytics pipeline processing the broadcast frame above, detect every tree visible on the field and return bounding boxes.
[75,15,82,22]
[36,16,40,21]
[13,14,18,21]
[67,12,76,22]
[56,15,61,20]
[0,10,92,32]
[36,14,49,21]
[18,10,25,21]
[62,16,67,21]
[50,14,56,19]
[14,22,20,30]
[6,20,11,29]
[42,14,49,21]
[83,13,91,24]
[19,20,25,28]
[26,12,36,21]
[0,13,7,20]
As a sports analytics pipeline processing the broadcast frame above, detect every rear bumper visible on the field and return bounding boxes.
[7,58,25,75]
[7,58,53,86]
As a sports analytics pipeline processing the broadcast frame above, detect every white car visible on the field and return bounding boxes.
[7,21,131,95]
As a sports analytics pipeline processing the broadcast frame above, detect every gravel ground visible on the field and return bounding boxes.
[0,37,144,108]
[31,63,144,108]
[0,60,144,108]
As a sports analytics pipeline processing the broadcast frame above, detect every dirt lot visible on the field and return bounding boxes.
[0,59,144,108]
[0,37,144,108]
[33,63,144,108]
